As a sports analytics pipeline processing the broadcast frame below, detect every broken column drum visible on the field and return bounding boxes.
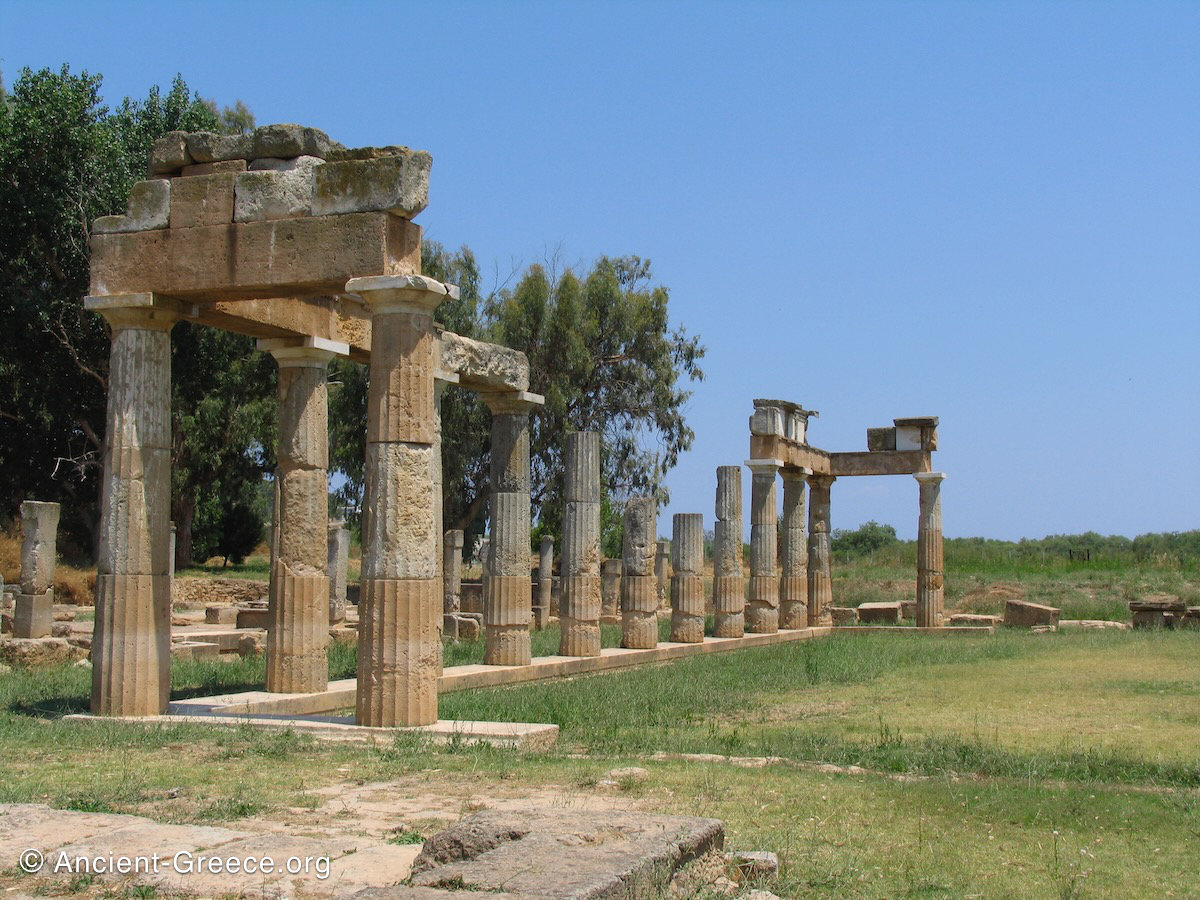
[600,558,623,624]
[481,392,538,666]
[354,275,455,728]
[655,539,671,610]
[262,338,340,694]
[443,529,465,615]
[669,513,705,643]
[91,299,178,716]
[915,472,947,627]
[559,431,602,656]
[779,470,809,629]
[14,501,61,639]
[621,496,658,649]
[328,521,350,624]
[807,474,835,627]
[746,460,781,634]
[712,465,745,638]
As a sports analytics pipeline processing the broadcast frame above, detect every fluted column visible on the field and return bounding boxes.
[482,392,540,666]
[669,513,704,643]
[807,474,835,627]
[560,431,602,656]
[712,465,744,638]
[621,496,658,649]
[746,459,781,634]
[915,472,947,627]
[350,274,456,727]
[328,520,350,624]
[443,529,464,616]
[779,469,810,629]
[87,294,178,716]
[535,535,553,630]
[261,338,341,694]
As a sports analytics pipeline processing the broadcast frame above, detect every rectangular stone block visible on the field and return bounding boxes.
[1003,599,1061,628]
[831,607,857,625]
[93,180,172,234]
[90,213,421,301]
[13,591,53,638]
[234,159,319,223]
[867,427,897,452]
[205,606,238,625]
[857,601,902,624]
[237,608,270,629]
[311,152,431,219]
[169,173,236,229]
[182,159,248,176]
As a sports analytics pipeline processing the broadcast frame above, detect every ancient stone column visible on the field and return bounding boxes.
[168,521,177,605]
[534,534,553,630]
[14,501,60,639]
[621,497,658,649]
[481,392,539,666]
[260,338,341,694]
[600,558,623,624]
[712,465,745,638]
[350,275,456,728]
[560,431,602,656]
[669,513,705,643]
[779,469,810,630]
[443,529,464,617]
[746,460,781,634]
[328,520,350,624]
[807,474,836,627]
[915,472,947,628]
[88,295,178,716]
[655,539,671,610]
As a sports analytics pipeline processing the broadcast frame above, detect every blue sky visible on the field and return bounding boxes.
[4,1,1197,540]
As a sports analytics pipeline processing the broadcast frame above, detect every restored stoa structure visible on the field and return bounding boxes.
[86,124,542,726]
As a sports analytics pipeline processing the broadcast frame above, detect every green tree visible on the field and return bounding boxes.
[0,65,266,560]
[328,246,705,557]
[831,520,899,558]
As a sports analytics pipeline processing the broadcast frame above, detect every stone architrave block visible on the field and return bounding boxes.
[749,405,785,437]
[312,152,432,219]
[1003,599,1061,628]
[168,173,236,229]
[234,157,322,223]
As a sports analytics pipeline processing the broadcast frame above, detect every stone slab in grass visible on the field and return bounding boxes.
[1003,599,1060,628]
[402,808,723,898]
[857,601,902,624]
[949,613,1003,626]
[830,607,857,625]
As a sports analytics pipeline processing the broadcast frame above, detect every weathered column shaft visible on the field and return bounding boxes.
[443,529,464,615]
[560,431,602,656]
[600,558,623,624]
[328,521,350,624]
[482,394,537,666]
[90,300,177,717]
[807,474,835,627]
[14,501,60,639]
[621,496,658,649]
[264,341,337,694]
[352,276,454,728]
[746,460,781,634]
[712,465,744,638]
[655,539,671,610]
[534,535,553,630]
[915,472,947,628]
[779,470,809,629]
[669,513,705,643]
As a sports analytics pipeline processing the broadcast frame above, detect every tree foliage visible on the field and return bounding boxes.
[0,65,265,560]
[329,244,705,554]
[831,520,899,557]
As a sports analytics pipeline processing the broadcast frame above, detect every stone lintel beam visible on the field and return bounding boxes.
[438,331,531,393]
[829,450,931,477]
[479,390,545,414]
[749,434,831,475]
[256,334,350,360]
[91,213,422,301]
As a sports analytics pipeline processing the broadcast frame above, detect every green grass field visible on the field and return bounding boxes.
[2,553,1198,897]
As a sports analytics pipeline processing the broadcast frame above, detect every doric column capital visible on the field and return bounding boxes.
[257,335,348,367]
[808,473,837,491]
[480,390,545,416]
[745,458,783,477]
[85,292,183,332]
[781,467,812,483]
[346,274,458,313]
[915,471,947,486]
